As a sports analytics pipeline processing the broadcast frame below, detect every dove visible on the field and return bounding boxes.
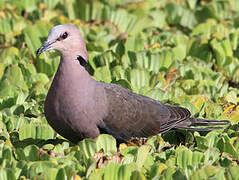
[36,24,230,143]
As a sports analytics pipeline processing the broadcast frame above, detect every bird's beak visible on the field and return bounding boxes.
[36,40,57,56]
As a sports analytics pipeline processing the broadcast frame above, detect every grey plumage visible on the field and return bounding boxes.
[36,24,230,144]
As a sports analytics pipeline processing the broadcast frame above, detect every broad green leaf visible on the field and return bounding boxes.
[28,161,58,178]
[102,163,138,180]
[217,134,238,159]
[96,134,117,155]
[127,68,150,93]
[23,22,51,57]
[0,65,28,98]
[190,166,223,180]
[136,145,151,169]
[102,163,121,180]
[176,146,204,177]
[19,124,55,140]
[79,138,97,159]
[94,66,112,83]
[226,166,239,180]
[23,145,39,161]
[0,168,16,180]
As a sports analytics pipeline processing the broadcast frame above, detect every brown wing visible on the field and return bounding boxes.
[98,83,191,142]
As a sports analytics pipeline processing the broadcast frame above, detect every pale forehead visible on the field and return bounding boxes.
[47,24,78,40]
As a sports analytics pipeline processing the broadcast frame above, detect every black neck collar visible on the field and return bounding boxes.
[76,55,88,70]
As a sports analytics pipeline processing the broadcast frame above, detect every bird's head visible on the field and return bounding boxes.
[36,24,88,61]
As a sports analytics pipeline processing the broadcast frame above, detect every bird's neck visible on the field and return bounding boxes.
[55,54,92,83]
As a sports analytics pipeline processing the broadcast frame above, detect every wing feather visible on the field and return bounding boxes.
[99,83,191,141]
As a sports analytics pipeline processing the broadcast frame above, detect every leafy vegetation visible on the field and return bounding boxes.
[0,0,239,179]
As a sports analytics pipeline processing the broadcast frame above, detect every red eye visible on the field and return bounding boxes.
[61,32,68,39]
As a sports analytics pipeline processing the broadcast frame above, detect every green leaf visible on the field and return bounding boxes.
[127,68,150,93]
[24,145,39,161]
[0,65,28,98]
[28,161,59,178]
[19,124,55,140]
[79,138,97,159]
[217,134,239,159]
[176,146,204,177]
[136,145,151,169]
[23,22,51,57]
[103,163,121,180]
[96,134,117,155]
[0,168,16,180]
[190,166,223,180]
[94,66,112,83]
[226,166,239,180]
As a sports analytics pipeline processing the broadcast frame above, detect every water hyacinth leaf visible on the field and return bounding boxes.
[160,167,177,180]
[0,47,19,64]
[188,39,212,62]
[118,163,138,180]
[43,0,62,9]
[19,124,55,140]
[0,65,28,98]
[231,29,239,50]
[195,135,208,150]
[23,145,39,161]
[0,63,4,80]
[78,138,97,159]
[15,0,38,13]
[176,146,204,169]
[150,10,166,28]
[225,90,238,104]
[160,50,174,69]
[190,166,223,180]
[28,161,59,178]
[2,146,13,161]
[109,9,138,33]
[111,65,127,80]
[128,51,173,71]
[180,9,197,29]
[217,134,238,159]
[226,166,239,180]
[24,22,51,57]
[131,171,146,180]
[191,20,216,39]
[165,3,184,25]
[149,163,168,178]
[92,50,117,68]
[203,148,220,165]
[102,163,121,180]
[127,69,150,93]
[44,168,59,180]
[94,66,112,83]
[0,168,16,180]
[96,134,117,154]
[145,88,168,101]
[68,0,104,21]
[136,145,151,169]
[210,38,233,68]
[172,45,186,61]
[187,0,197,9]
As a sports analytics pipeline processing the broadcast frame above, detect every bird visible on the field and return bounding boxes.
[36,24,230,144]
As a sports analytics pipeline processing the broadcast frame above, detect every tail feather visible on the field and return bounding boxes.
[175,118,230,131]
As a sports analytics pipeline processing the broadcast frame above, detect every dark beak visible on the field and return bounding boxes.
[36,40,56,56]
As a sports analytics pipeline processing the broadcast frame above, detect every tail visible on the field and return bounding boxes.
[174,118,231,131]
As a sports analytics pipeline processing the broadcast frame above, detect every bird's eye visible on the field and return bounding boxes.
[60,32,68,40]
